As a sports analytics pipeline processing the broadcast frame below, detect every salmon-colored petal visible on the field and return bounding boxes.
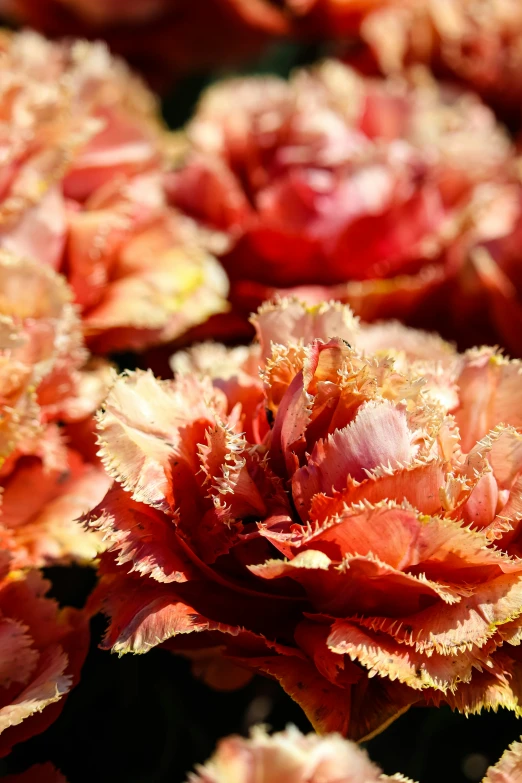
[308,459,450,524]
[0,645,70,736]
[352,572,522,654]
[0,451,110,568]
[0,618,38,688]
[292,400,415,513]
[252,298,360,364]
[327,621,494,693]
[456,350,522,452]
[84,245,229,353]
[250,550,464,616]
[294,502,520,578]
[96,370,221,511]
[198,420,266,521]
[96,575,238,655]
[427,650,522,718]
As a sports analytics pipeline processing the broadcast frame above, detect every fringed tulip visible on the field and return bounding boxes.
[0,251,111,569]
[167,60,522,354]
[186,725,411,783]
[87,298,522,740]
[188,726,522,783]
[0,29,228,352]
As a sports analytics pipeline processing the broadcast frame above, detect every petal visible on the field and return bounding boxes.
[97,577,239,655]
[292,400,415,513]
[0,646,70,755]
[250,550,464,616]
[96,370,221,511]
[293,502,521,579]
[252,298,360,363]
[236,652,352,735]
[84,244,229,353]
[327,621,493,693]
[198,419,266,520]
[308,459,449,524]
[0,618,38,688]
[85,484,197,583]
[1,451,111,568]
[352,572,522,654]
[456,350,522,452]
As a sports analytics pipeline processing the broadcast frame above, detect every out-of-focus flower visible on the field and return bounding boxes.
[483,738,522,782]
[2,764,67,782]
[87,298,522,740]
[0,251,111,569]
[0,29,228,353]
[343,0,522,116]
[186,725,411,783]
[0,1,288,90]
[188,726,522,783]
[0,553,89,757]
[167,59,522,353]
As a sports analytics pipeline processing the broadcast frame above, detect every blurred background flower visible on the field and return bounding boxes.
[167,60,522,353]
[0,30,229,353]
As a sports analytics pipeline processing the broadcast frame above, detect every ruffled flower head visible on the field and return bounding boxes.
[188,725,522,783]
[0,251,111,569]
[187,725,411,783]
[87,298,522,740]
[167,59,522,354]
[0,29,228,352]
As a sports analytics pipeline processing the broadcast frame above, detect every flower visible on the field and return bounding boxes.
[0,1,287,90]
[87,298,522,740]
[167,59,522,353]
[186,725,410,783]
[0,29,228,352]
[187,725,522,783]
[483,738,522,783]
[0,251,112,570]
[343,0,522,116]
[0,553,89,757]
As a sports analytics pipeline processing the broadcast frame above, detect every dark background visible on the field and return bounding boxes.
[0,41,521,783]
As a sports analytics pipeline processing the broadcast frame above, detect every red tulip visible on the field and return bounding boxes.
[88,299,522,739]
[168,60,522,354]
